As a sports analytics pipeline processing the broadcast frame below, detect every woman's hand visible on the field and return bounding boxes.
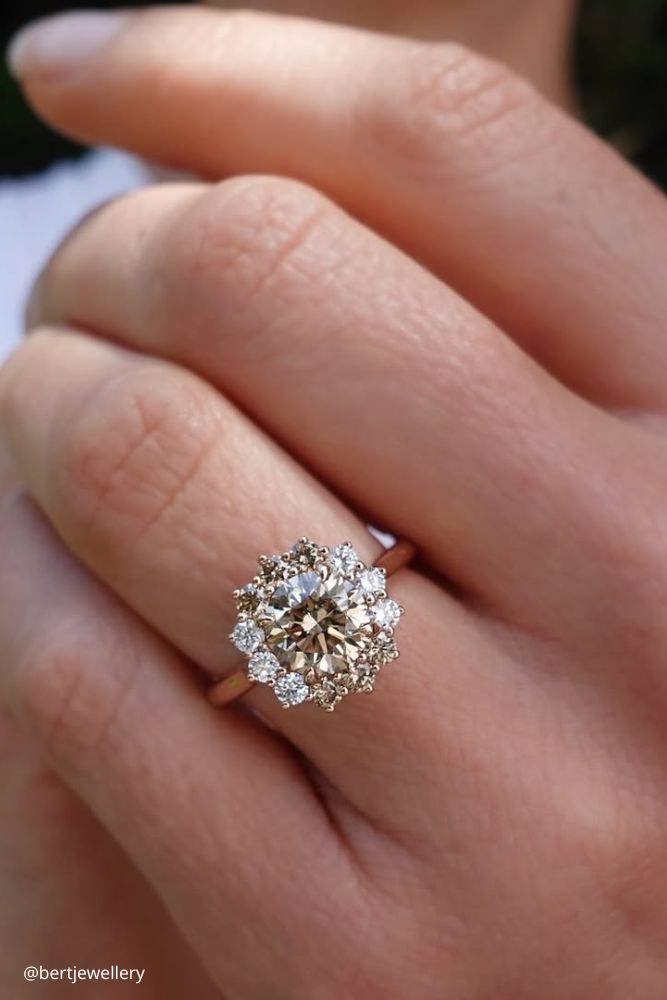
[4,7,667,998]
[0,455,221,998]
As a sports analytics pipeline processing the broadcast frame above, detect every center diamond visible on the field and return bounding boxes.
[263,570,371,676]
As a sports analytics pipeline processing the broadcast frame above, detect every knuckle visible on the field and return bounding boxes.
[56,363,217,545]
[359,41,537,177]
[153,176,332,350]
[14,616,137,762]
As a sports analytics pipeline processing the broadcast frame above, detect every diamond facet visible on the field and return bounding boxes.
[263,569,371,676]
[247,650,280,684]
[372,598,402,629]
[231,620,264,655]
[274,673,310,707]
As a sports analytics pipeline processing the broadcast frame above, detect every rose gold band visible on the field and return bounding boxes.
[208,668,256,707]
[208,539,415,709]
[370,538,416,578]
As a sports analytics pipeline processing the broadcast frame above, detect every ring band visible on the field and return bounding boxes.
[208,538,415,712]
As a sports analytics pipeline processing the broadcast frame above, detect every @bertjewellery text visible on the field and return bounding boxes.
[24,966,145,984]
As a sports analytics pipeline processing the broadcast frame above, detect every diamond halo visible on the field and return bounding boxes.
[229,538,404,712]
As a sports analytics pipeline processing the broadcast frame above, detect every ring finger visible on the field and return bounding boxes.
[0,325,508,834]
[27,177,631,635]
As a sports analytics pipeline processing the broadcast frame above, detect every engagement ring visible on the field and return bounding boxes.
[209,538,413,712]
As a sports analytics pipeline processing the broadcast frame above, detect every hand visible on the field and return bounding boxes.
[0,455,220,998]
[4,8,667,998]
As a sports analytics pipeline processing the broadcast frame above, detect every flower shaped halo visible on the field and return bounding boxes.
[229,538,404,712]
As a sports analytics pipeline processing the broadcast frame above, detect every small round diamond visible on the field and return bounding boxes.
[313,680,341,711]
[236,584,262,613]
[231,620,264,655]
[370,631,398,665]
[372,598,402,629]
[290,538,320,565]
[357,566,386,597]
[330,543,358,574]
[247,650,280,684]
[342,663,375,693]
[274,673,310,707]
[258,555,286,585]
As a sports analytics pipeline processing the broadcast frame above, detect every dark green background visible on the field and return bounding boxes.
[2,1,667,186]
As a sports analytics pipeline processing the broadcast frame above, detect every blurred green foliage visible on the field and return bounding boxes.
[2,0,667,186]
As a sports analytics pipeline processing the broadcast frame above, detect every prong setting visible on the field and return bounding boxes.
[228,538,405,712]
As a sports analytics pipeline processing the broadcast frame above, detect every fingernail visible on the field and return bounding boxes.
[7,10,128,81]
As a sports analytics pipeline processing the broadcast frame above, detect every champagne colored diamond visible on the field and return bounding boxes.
[236,584,262,613]
[263,570,371,676]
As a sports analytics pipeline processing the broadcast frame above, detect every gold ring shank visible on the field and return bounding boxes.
[208,539,415,710]
[208,670,256,708]
[372,538,416,578]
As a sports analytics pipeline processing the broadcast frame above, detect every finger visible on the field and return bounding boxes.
[0,710,218,998]
[30,179,630,630]
[0,327,513,838]
[0,442,19,505]
[12,6,667,409]
[0,326,379,674]
[0,492,346,996]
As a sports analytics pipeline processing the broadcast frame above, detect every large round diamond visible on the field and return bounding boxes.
[263,570,370,676]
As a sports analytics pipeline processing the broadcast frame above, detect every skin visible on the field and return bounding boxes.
[209,0,578,107]
[4,3,667,998]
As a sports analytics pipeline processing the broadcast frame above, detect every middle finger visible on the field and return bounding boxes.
[31,176,623,631]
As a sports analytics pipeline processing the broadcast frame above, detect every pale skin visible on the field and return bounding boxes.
[3,2,667,997]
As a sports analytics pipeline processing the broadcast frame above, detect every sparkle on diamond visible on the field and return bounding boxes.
[263,569,371,676]
[330,543,358,575]
[231,620,264,655]
[247,650,280,684]
[372,598,402,629]
[357,566,386,597]
[274,673,310,706]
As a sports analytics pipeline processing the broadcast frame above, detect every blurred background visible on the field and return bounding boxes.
[1,0,667,186]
